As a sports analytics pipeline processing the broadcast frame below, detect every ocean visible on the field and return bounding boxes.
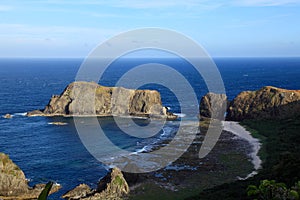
[0,57,299,199]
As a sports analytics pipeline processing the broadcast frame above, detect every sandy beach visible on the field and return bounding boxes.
[223,121,262,179]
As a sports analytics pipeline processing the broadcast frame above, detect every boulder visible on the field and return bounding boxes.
[62,167,129,200]
[3,114,12,119]
[0,152,61,199]
[27,81,177,120]
[62,184,93,200]
[227,86,300,121]
[199,93,227,120]
[26,110,44,117]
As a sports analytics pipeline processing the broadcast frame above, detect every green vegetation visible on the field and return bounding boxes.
[114,175,125,186]
[38,181,53,200]
[186,115,300,200]
[247,180,300,200]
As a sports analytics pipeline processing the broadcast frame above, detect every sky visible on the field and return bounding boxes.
[0,0,300,57]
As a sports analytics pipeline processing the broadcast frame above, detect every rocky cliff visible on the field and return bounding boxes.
[0,152,60,199]
[227,86,300,121]
[27,81,176,120]
[62,167,129,200]
[199,93,227,120]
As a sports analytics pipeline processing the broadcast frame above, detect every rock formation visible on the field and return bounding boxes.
[3,114,12,119]
[0,152,60,199]
[27,81,176,120]
[62,167,129,200]
[199,93,227,120]
[227,86,300,121]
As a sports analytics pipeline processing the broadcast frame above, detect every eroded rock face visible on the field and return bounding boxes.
[27,81,176,119]
[227,86,300,121]
[199,93,227,120]
[62,167,129,200]
[0,153,61,199]
[0,153,28,196]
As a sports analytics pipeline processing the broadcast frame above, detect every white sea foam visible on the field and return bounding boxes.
[14,112,27,116]
[173,113,186,118]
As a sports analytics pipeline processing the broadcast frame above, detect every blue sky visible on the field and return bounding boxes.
[0,0,299,57]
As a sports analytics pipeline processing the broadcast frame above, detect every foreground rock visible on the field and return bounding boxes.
[227,86,300,121]
[199,93,227,120]
[0,152,60,199]
[27,81,176,120]
[62,167,129,200]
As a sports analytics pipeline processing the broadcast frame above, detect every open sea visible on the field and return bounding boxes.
[0,57,300,199]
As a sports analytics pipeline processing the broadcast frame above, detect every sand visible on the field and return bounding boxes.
[223,121,262,180]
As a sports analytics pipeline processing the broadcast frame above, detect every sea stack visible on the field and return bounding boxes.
[199,93,227,120]
[27,81,177,120]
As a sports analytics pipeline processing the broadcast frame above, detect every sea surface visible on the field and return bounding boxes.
[0,57,300,199]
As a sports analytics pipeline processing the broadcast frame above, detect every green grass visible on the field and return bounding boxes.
[114,175,125,186]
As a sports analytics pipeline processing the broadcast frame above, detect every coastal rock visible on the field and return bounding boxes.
[0,152,61,199]
[26,110,43,116]
[0,153,28,196]
[3,114,12,119]
[199,93,227,120]
[62,167,129,200]
[96,167,129,198]
[27,81,177,120]
[62,184,93,199]
[227,86,300,121]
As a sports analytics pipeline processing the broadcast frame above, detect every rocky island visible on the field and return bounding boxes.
[27,81,177,120]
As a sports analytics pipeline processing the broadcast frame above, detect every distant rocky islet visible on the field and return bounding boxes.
[27,81,177,120]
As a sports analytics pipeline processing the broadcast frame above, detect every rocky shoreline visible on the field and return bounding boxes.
[124,120,258,199]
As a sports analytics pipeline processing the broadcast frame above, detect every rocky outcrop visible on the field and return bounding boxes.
[3,114,12,119]
[62,184,92,200]
[27,81,176,120]
[0,152,60,199]
[199,93,227,120]
[227,86,300,121]
[62,167,129,200]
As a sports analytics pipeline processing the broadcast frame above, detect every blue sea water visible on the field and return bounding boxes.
[0,57,299,199]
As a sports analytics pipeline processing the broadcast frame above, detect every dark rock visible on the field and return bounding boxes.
[62,167,129,200]
[0,152,61,199]
[199,93,227,120]
[28,81,177,120]
[227,86,300,121]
